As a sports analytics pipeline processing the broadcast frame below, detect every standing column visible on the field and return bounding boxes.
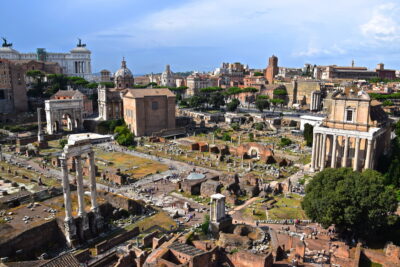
[314,134,321,169]
[342,136,349,167]
[364,139,373,170]
[353,137,360,171]
[311,132,318,171]
[88,151,98,211]
[60,157,73,221]
[331,135,337,168]
[320,134,327,170]
[75,156,85,217]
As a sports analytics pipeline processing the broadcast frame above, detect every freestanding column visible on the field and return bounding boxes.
[364,139,373,170]
[314,134,321,169]
[75,156,85,217]
[311,132,318,171]
[331,135,337,168]
[343,136,349,167]
[61,158,73,221]
[320,134,327,170]
[353,137,360,171]
[37,107,44,143]
[60,156,77,247]
[88,151,98,212]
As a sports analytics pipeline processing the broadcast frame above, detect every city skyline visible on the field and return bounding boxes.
[2,0,400,74]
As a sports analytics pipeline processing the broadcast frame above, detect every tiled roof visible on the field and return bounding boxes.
[38,253,80,267]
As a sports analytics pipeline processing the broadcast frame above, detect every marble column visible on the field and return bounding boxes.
[60,158,72,221]
[311,132,318,171]
[331,135,337,168]
[75,156,85,217]
[320,134,327,170]
[88,152,98,212]
[343,136,349,167]
[60,157,76,247]
[364,139,373,170]
[353,137,360,171]
[314,133,321,169]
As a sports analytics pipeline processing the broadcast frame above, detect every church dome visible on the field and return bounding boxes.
[115,58,133,78]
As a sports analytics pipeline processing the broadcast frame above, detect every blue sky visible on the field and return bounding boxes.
[2,0,400,74]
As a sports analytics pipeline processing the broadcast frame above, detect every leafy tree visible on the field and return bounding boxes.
[225,87,242,98]
[242,87,258,93]
[303,123,313,147]
[179,99,188,108]
[382,100,394,106]
[222,133,231,142]
[201,214,210,235]
[248,132,255,142]
[209,92,225,109]
[114,124,135,147]
[226,99,240,112]
[255,98,270,112]
[302,168,397,238]
[253,72,264,76]
[254,123,264,131]
[26,70,46,97]
[188,95,206,109]
[231,122,240,131]
[147,82,158,87]
[87,82,99,89]
[47,74,69,95]
[59,139,67,148]
[99,82,115,88]
[279,137,292,147]
[270,98,285,111]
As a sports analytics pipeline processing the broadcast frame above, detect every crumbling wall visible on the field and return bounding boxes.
[227,250,273,267]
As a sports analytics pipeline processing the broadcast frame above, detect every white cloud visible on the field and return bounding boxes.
[361,3,400,41]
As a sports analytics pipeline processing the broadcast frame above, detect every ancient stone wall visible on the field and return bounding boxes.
[96,227,139,254]
[227,250,273,267]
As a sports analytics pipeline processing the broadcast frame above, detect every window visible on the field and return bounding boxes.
[346,109,353,122]
[152,101,158,110]
[0,90,5,99]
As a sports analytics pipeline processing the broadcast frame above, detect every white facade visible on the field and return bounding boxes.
[300,115,325,131]
[160,64,175,87]
[0,42,92,80]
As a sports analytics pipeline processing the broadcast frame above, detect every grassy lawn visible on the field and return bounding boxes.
[94,150,168,179]
[241,194,307,221]
[124,211,177,232]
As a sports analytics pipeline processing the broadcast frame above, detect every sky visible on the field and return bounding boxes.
[2,0,400,74]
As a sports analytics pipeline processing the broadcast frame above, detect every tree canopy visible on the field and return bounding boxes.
[226,98,240,112]
[303,123,313,147]
[114,124,135,147]
[302,168,397,237]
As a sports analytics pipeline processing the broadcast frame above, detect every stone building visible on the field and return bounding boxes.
[0,38,92,80]
[313,64,378,80]
[160,64,175,87]
[123,88,176,136]
[265,55,278,84]
[98,58,134,120]
[0,58,28,115]
[186,73,217,96]
[100,69,111,83]
[311,90,391,172]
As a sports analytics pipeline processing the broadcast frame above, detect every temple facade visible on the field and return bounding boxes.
[311,90,391,172]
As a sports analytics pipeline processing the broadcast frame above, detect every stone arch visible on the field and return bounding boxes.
[45,99,83,135]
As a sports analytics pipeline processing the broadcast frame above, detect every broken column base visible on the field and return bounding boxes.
[77,215,91,241]
[209,216,233,237]
[64,219,78,248]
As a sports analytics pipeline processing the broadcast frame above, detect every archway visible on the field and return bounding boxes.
[62,113,74,131]
[249,148,258,159]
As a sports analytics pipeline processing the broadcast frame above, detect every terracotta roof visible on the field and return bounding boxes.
[124,88,175,98]
[38,253,80,267]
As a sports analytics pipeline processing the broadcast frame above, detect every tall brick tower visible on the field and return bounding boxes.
[265,55,278,84]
